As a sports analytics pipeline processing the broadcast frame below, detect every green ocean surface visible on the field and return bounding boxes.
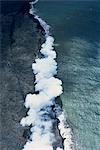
[36,1,100,150]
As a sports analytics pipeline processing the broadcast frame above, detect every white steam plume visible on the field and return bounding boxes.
[21,1,73,150]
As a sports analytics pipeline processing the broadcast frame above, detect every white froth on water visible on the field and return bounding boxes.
[58,112,73,150]
[34,15,50,38]
[21,1,73,150]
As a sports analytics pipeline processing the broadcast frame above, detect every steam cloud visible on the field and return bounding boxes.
[21,1,73,150]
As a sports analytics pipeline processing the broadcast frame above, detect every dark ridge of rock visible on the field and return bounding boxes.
[0,0,31,53]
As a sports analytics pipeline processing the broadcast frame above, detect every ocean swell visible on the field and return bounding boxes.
[20,1,73,150]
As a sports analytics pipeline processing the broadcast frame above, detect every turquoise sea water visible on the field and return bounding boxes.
[36,1,100,150]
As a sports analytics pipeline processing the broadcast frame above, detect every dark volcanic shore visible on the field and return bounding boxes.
[1,1,64,150]
[0,1,40,149]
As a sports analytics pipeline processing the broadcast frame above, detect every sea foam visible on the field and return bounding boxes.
[21,1,73,150]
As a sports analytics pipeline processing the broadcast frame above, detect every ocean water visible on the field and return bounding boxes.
[35,1,100,150]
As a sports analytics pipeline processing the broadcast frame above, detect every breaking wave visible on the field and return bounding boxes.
[20,1,73,150]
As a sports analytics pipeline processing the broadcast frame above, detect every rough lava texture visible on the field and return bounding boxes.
[0,1,44,149]
[0,1,64,150]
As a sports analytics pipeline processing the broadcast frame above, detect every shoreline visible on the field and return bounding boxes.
[20,2,74,150]
[27,11,65,150]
